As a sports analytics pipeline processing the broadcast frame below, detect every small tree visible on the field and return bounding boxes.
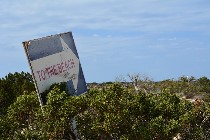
[127,73,154,93]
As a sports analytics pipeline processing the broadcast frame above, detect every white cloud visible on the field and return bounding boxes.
[0,0,210,80]
[1,0,209,35]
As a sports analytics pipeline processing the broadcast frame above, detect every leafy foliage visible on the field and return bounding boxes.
[0,72,209,139]
[0,72,35,114]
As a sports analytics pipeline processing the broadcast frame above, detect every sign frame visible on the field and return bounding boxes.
[23,32,87,105]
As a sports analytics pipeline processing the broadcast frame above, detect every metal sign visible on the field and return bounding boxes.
[23,32,87,104]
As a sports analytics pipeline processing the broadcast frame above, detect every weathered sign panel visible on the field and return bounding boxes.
[23,32,87,104]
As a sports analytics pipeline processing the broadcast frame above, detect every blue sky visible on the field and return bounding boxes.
[0,0,210,82]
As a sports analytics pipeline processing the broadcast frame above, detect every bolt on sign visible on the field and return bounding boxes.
[23,32,87,105]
